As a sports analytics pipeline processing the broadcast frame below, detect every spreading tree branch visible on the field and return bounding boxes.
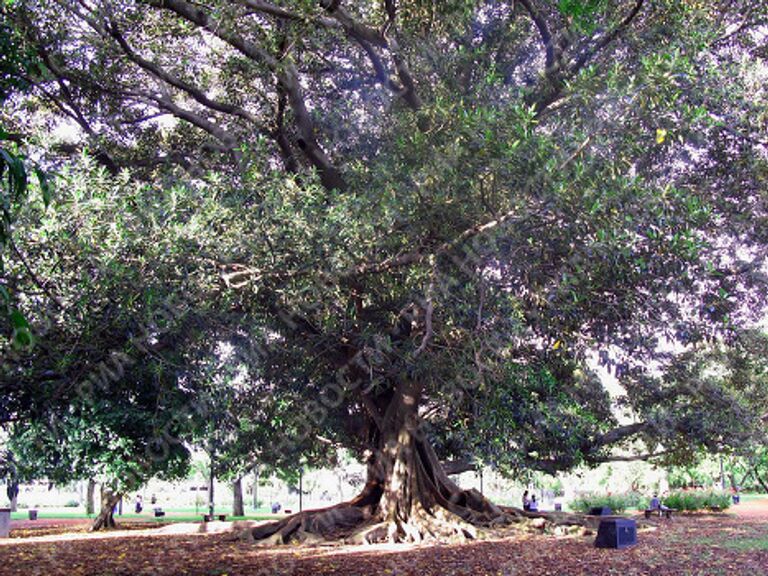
[518,0,556,68]
[143,0,345,190]
[568,0,646,76]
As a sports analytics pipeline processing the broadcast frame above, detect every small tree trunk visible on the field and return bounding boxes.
[233,477,245,517]
[91,487,122,531]
[739,468,754,489]
[86,479,96,515]
[253,466,259,510]
[208,454,215,517]
[8,482,19,512]
[755,469,768,494]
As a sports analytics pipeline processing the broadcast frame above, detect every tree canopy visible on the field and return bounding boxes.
[1,0,767,542]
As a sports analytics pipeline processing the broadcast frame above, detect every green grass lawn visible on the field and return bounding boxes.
[10,508,277,523]
[733,492,766,502]
[693,533,768,552]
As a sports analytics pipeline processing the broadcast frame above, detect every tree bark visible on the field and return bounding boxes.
[7,482,19,512]
[91,487,122,531]
[86,479,96,515]
[755,469,768,493]
[233,477,245,517]
[249,380,537,545]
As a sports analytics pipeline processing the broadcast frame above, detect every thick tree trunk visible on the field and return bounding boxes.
[91,487,122,531]
[86,479,96,515]
[250,381,545,545]
[249,427,532,545]
[233,477,245,517]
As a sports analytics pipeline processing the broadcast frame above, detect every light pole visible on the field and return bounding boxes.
[299,468,304,513]
[479,468,484,496]
[208,445,215,518]
[253,466,259,511]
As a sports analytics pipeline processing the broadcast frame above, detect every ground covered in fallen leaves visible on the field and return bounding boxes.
[1,499,767,576]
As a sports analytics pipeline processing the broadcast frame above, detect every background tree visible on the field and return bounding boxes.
[185,334,344,517]
[0,156,211,529]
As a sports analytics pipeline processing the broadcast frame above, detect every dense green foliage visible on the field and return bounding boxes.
[569,491,645,514]
[569,488,733,513]
[663,490,732,512]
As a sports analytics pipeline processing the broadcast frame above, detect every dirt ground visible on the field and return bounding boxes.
[0,499,766,576]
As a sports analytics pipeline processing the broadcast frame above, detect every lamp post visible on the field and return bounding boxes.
[253,466,259,511]
[299,468,304,513]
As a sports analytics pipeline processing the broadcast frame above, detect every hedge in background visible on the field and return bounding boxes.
[569,492,645,514]
[662,490,732,511]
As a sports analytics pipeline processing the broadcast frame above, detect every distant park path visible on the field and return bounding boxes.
[732,497,768,520]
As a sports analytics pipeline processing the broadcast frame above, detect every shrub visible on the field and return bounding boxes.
[662,490,731,511]
[64,500,80,508]
[570,492,636,514]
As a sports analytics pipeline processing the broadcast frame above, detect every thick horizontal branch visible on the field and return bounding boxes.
[148,95,241,153]
[592,450,670,464]
[592,421,648,448]
[442,457,478,476]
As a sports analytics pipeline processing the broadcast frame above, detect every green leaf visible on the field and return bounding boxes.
[0,148,27,202]
[12,329,32,349]
[9,309,29,329]
[35,167,52,208]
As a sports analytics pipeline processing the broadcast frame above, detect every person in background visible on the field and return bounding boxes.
[529,494,539,512]
[134,494,143,514]
[522,490,531,511]
[649,493,669,515]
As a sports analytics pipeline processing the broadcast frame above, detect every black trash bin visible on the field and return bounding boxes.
[595,518,637,549]
[28,509,38,521]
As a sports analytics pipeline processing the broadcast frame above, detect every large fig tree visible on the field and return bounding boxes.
[2,0,767,543]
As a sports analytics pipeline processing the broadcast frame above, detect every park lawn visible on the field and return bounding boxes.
[733,492,767,503]
[10,509,277,522]
[1,505,768,576]
[11,510,91,520]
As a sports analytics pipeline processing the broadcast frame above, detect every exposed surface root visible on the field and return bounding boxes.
[249,422,602,546]
[249,500,608,545]
[251,503,375,545]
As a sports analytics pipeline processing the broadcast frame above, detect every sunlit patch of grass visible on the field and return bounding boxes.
[694,534,768,551]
